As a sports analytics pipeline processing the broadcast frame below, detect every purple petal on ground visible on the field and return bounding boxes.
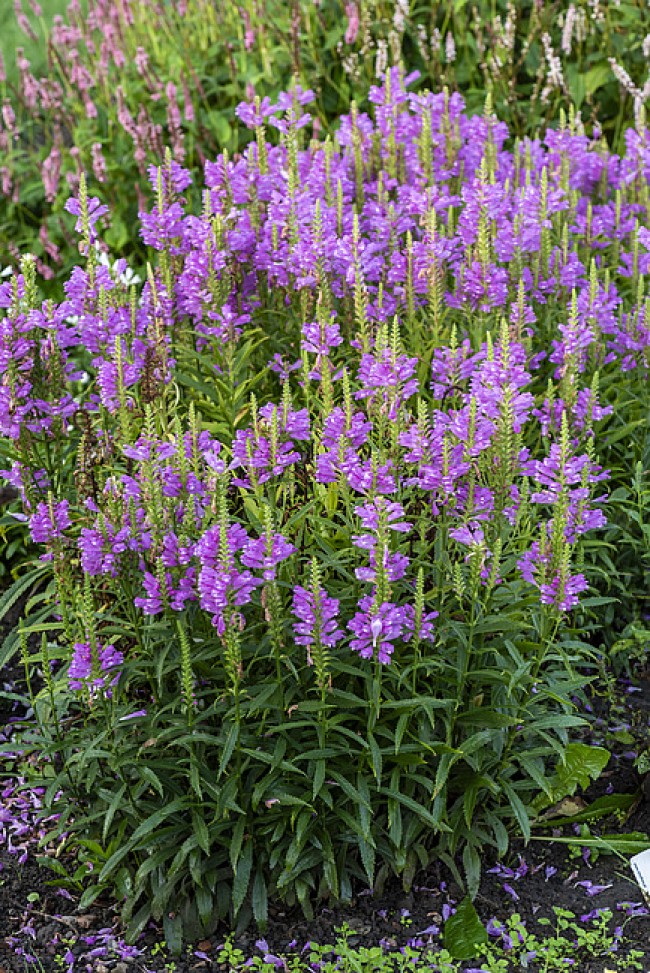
[575,880,613,897]
[618,901,650,918]
[486,918,503,937]
[581,909,606,922]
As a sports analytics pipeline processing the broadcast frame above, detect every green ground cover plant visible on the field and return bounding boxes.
[216,910,647,971]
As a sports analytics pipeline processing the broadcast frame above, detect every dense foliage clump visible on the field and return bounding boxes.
[0,69,648,943]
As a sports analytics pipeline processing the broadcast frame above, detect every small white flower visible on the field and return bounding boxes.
[445,33,456,64]
[375,38,388,79]
[117,266,142,287]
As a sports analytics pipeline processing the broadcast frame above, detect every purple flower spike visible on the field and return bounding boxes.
[68,641,123,693]
[348,597,406,664]
[29,499,70,544]
[292,584,343,650]
[241,532,296,581]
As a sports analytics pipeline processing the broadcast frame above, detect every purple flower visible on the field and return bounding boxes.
[301,320,343,355]
[355,347,419,420]
[343,453,396,494]
[580,909,604,923]
[321,408,372,452]
[64,194,109,238]
[147,160,192,195]
[197,523,262,633]
[292,584,343,649]
[119,709,147,721]
[348,598,406,664]
[268,353,302,381]
[28,499,70,544]
[402,605,438,643]
[486,918,504,938]
[235,96,277,129]
[198,564,260,634]
[355,548,410,583]
[68,641,123,693]
[134,571,165,615]
[449,522,485,547]
[241,533,296,581]
[518,541,589,612]
[617,901,650,918]
[139,201,185,252]
[355,498,412,533]
[258,404,310,441]
[230,405,309,486]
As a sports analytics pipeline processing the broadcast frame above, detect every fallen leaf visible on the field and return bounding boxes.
[74,914,96,929]
[540,796,587,820]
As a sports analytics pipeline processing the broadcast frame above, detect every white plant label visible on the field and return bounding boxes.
[630,848,650,902]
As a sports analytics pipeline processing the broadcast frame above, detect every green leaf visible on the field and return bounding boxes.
[102,784,127,844]
[501,782,531,842]
[98,799,186,883]
[232,840,253,915]
[312,759,326,801]
[378,788,451,832]
[0,564,47,625]
[192,811,211,855]
[462,844,481,898]
[532,832,650,859]
[367,732,382,785]
[163,911,183,956]
[329,771,372,811]
[584,62,612,97]
[125,902,153,944]
[394,712,410,754]
[218,722,239,779]
[444,896,488,960]
[567,64,586,108]
[78,884,105,910]
[358,836,376,886]
[230,817,246,872]
[535,743,610,810]
[0,605,59,669]
[195,886,214,928]
[252,869,268,927]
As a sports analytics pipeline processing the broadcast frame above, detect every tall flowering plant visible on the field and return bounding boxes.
[0,72,648,943]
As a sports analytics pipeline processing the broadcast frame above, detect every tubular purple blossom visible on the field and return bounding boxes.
[348,598,407,665]
[291,584,343,649]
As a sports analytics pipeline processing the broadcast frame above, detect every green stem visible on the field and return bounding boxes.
[499,610,561,773]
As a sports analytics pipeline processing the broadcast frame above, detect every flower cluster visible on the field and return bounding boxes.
[3,72,638,681]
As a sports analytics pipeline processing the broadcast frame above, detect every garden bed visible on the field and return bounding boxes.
[2,641,649,972]
[1,3,650,970]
